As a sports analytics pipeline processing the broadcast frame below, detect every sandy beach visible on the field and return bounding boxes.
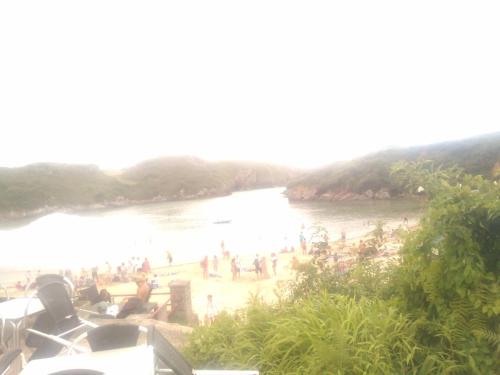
[103,228,406,323]
[104,250,308,322]
[4,223,409,326]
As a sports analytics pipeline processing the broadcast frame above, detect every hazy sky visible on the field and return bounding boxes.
[1,1,499,170]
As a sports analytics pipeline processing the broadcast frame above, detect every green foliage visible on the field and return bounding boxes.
[0,164,126,212]
[185,294,424,374]
[122,158,298,200]
[0,158,298,215]
[186,164,499,374]
[390,160,464,199]
[287,260,396,302]
[392,170,500,372]
[288,132,500,196]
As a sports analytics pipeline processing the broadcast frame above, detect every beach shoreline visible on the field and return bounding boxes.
[101,224,411,323]
[2,220,416,321]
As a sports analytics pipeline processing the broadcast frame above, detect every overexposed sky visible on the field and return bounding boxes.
[1,1,499,170]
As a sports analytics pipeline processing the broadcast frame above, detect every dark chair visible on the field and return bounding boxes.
[78,285,101,305]
[36,274,74,298]
[85,324,140,352]
[25,281,97,360]
[116,297,144,319]
[36,274,65,287]
[25,311,55,348]
[0,348,22,375]
[59,323,146,356]
[147,325,192,375]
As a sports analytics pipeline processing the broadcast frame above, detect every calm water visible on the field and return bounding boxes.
[0,188,423,284]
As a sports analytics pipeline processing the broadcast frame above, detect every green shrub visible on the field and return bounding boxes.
[392,171,500,373]
[287,259,396,302]
[185,295,424,374]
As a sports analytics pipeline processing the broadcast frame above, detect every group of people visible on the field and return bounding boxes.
[200,254,223,279]
[14,270,41,291]
[252,254,270,279]
[71,257,153,289]
[116,257,151,276]
[200,251,281,281]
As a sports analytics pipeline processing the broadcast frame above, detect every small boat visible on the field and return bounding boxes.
[213,220,232,224]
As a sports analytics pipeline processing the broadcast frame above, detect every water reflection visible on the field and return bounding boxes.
[0,187,424,281]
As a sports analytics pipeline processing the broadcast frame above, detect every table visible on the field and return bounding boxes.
[21,345,155,375]
[0,297,44,349]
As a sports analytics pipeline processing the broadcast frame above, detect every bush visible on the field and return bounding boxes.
[287,259,396,302]
[185,295,424,374]
[393,171,500,373]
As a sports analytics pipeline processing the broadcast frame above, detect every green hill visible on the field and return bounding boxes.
[121,157,298,200]
[0,164,125,213]
[286,132,500,201]
[0,157,298,218]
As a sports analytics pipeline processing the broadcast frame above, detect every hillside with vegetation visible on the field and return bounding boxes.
[185,164,500,374]
[0,157,298,219]
[0,164,126,214]
[121,157,298,201]
[286,132,500,201]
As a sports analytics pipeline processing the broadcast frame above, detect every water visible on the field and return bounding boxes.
[0,187,423,285]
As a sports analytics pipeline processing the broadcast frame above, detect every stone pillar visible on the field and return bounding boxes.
[168,280,197,325]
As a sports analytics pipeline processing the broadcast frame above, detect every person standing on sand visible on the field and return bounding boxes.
[91,266,99,284]
[142,258,151,273]
[166,251,173,267]
[271,253,278,276]
[204,294,218,326]
[403,217,409,230]
[253,254,261,279]
[201,256,209,279]
[221,240,229,260]
[230,257,238,281]
[235,255,241,278]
